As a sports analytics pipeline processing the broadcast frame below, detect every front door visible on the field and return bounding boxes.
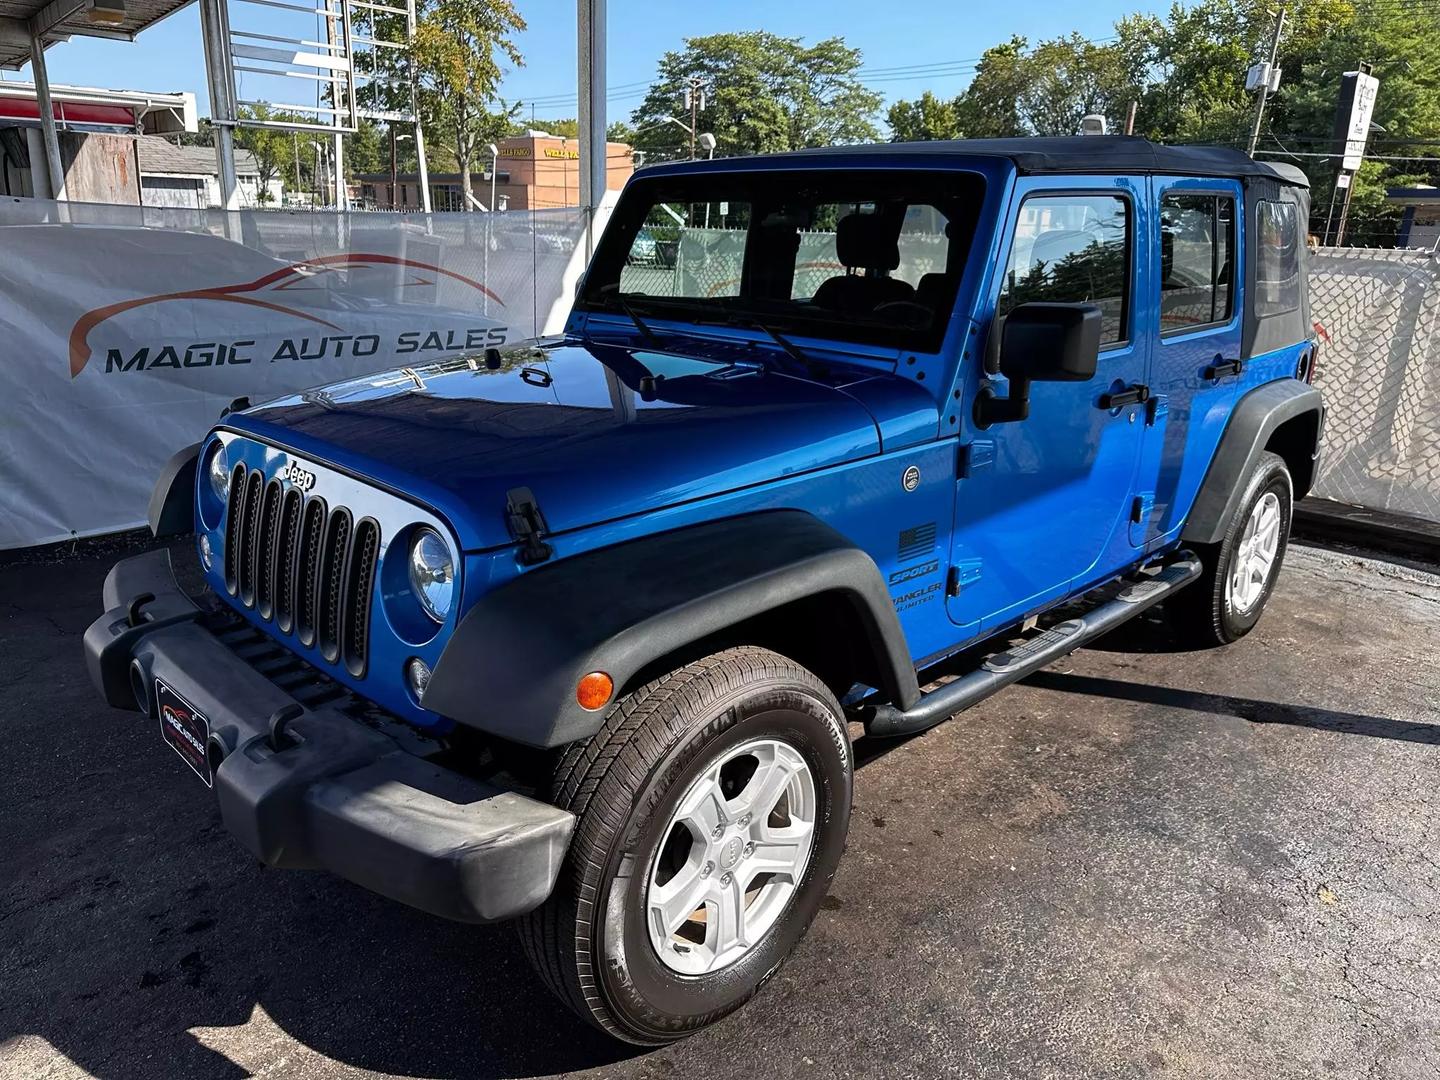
[947,177,1152,634]
[1135,177,1246,548]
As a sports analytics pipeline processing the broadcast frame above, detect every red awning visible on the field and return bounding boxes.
[0,97,138,130]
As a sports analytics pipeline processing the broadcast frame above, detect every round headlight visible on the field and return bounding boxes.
[208,442,230,502]
[409,528,455,622]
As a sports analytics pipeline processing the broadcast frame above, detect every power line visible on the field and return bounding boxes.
[1258,149,1440,163]
[519,33,1132,113]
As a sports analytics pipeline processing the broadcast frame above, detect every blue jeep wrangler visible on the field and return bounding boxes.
[86,137,1323,1043]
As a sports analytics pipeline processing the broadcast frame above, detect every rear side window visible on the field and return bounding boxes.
[1160,193,1236,334]
[1256,200,1301,317]
[998,194,1131,346]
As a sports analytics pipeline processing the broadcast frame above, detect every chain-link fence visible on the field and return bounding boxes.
[618,227,947,300]
[1310,246,1440,523]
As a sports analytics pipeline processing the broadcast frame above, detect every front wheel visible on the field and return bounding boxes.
[1171,450,1293,646]
[517,647,852,1044]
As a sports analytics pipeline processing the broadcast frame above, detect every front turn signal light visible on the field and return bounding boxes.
[576,671,614,711]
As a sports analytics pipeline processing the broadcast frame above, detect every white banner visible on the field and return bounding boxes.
[0,198,591,549]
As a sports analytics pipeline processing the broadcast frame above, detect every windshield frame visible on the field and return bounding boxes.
[576,167,987,354]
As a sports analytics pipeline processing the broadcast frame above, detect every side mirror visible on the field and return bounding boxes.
[975,302,1102,426]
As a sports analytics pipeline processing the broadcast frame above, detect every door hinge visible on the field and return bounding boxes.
[946,559,983,597]
[1145,394,1169,427]
[958,440,994,478]
[505,486,553,565]
[1131,492,1155,524]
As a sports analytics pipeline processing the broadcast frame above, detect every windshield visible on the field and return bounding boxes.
[578,168,985,352]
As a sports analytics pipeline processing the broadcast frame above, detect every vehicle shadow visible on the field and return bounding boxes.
[1063,603,1198,655]
[4,839,641,1080]
[1021,669,1440,745]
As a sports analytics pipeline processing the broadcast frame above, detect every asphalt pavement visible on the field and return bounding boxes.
[3,537,1439,1080]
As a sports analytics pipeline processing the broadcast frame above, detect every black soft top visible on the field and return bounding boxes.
[718,136,1308,186]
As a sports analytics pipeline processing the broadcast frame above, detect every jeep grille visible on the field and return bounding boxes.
[222,463,379,678]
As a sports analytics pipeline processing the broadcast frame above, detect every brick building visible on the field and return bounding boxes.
[356,132,634,212]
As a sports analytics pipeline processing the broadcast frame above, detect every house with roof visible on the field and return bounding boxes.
[136,134,281,209]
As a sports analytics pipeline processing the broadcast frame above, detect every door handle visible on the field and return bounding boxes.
[1204,356,1244,379]
[1098,383,1150,410]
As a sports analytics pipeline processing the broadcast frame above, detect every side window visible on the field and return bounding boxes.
[998,194,1131,346]
[1256,200,1300,317]
[1160,192,1236,334]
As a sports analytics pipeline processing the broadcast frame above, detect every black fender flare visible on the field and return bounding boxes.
[421,509,921,748]
[1182,380,1325,546]
[148,442,200,539]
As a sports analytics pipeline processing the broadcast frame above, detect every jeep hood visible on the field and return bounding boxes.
[230,340,937,551]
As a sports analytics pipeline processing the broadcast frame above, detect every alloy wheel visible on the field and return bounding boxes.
[645,737,817,976]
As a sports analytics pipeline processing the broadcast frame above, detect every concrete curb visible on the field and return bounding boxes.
[1293,497,1440,564]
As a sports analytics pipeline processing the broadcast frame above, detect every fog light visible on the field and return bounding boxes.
[406,657,432,700]
[199,533,213,569]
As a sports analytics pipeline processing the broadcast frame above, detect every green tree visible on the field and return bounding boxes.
[890,33,1145,141]
[952,36,1031,138]
[884,0,1440,243]
[526,117,579,137]
[232,104,314,199]
[411,0,525,210]
[887,91,961,142]
[1019,33,1144,136]
[630,32,881,161]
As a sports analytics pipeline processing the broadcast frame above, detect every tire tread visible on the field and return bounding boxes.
[517,646,842,1043]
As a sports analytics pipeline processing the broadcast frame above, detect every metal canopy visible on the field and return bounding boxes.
[4,0,606,221]
[0,0,196,69]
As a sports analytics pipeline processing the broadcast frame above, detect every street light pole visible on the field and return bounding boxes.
[483,143,500,314]
[390,123,398,208]
[488,142,499,213]
[698,132,716,225]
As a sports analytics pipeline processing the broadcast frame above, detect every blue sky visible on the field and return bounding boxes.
[5,0,1154,121]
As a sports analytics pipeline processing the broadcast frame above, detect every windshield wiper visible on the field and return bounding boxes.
[597,284,664,349]
[713,303,828,378]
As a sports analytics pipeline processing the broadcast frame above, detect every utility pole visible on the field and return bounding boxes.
[1246,6,1286,157]
[685,76,705,160]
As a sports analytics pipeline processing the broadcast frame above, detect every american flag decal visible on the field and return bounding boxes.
[898,523,937,561]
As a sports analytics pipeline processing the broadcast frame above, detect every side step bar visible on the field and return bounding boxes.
[865,552,1203,738]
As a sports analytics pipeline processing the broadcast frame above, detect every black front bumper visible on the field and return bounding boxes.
[83,548,574,924]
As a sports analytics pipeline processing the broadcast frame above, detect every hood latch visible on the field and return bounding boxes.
[505,487,553,565]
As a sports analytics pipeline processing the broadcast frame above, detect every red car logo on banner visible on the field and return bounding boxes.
[68,253,503,378]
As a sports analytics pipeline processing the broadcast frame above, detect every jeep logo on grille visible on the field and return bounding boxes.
[278,459,316,492]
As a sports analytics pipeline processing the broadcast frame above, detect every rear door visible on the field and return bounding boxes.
[946,176,1152,634]
[1135,177,1245,548]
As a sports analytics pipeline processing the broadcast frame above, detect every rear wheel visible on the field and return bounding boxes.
[1171,450,1293,646]
[517,646,852,1044]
